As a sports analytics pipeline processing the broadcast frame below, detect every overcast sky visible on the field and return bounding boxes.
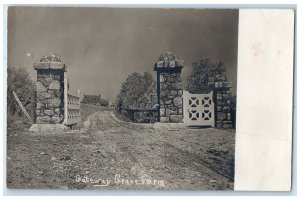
[8,7,238,101]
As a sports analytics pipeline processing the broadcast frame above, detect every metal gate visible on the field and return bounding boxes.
[183,91,214,127]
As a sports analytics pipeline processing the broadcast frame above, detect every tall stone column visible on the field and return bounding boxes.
[33,54,66,124]
[154,52,184,123]
[214,81,233,129]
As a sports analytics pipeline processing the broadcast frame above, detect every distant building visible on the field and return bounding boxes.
[81,94,109,107]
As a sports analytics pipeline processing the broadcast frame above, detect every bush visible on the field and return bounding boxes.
[186,59,226,93]
[115,72,157,120]
[7,67,35,133]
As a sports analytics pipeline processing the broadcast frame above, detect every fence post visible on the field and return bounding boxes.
[64,72,68,124]
[156,71,160,122]
[78,89,81,119]
[31,89,36,124]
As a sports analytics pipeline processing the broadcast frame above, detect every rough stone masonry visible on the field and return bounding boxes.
[214,81,233,129]
[33,54,66,124]
[154,52,184,123]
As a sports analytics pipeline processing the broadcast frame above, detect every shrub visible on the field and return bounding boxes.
[7,67,35,133]
[186,59,226,93]
[115,72,157,120]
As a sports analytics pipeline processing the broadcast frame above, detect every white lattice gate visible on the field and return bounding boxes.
[183,91,214,127]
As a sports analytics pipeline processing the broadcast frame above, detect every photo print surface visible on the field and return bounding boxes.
[7,7,238,190]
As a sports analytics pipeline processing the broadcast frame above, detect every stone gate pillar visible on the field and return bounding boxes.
[33,53,66,124]
[214,81,233,129]
[154,52,184,123]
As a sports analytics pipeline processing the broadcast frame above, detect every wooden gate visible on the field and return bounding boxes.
[63,72,81,125]
[183,91,214,127]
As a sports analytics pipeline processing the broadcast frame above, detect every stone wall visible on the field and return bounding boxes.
[159,72,183,123]
[36,69,64,124]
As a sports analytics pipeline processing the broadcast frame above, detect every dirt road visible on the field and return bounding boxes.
[7,110,235,190]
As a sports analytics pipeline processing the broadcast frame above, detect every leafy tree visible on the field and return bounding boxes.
[186,59,226,93]
[7,67,35,131]
[115,72,157,119]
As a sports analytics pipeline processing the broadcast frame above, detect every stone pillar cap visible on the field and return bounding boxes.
[33,62,67,71]
[154,51,184,71]
[33,53,67,71]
